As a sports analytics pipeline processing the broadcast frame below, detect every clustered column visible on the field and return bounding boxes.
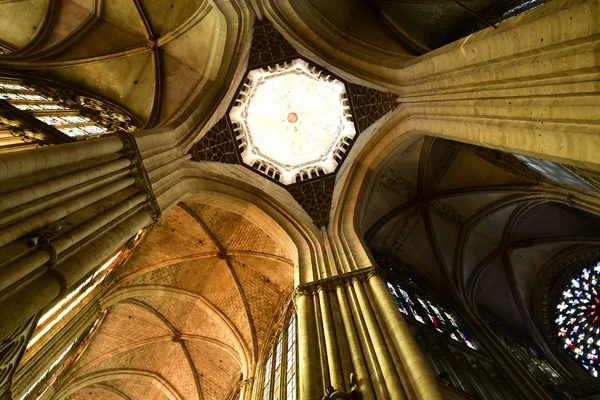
[294,267,443,400]
[0,134,159,349]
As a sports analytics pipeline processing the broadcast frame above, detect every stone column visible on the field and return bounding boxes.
[335,285,375,398]
[296,291,322,400]
[295,268,439,400]
[368,274,443,400]
[317,286,344,390]
[239,377,255,400]
[0,133,159,344]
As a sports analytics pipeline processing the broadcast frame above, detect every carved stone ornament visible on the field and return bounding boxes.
[239,377,255,388]
[296,267,379,295]
[322,373,361,400]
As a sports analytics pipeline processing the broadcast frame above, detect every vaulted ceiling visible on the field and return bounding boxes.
[363,137,600,340]
[54,196,295,400]
[0,0,242,128]
[278,0,540,56]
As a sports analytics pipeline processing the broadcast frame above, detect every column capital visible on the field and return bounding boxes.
[239,377,255,388]
[111,130,161,225]
[296,267,380,295]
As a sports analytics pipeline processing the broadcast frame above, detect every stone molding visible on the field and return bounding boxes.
[114,131,162,225]
[239,377,255,388]
[294,267,379,299]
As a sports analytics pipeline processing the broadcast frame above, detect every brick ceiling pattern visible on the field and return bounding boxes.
[55,200,295,400]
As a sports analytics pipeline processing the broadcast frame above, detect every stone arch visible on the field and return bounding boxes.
[156,166,328,284]
[54,369,183,400]
[101,284,251,378]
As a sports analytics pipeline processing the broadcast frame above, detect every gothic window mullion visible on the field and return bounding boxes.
[263,349,274,400]
[286,314,297,400]
[272,333,283,400]
[279,323,289,400]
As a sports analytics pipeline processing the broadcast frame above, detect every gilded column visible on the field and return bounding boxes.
[296,291,322,400]
[368,274,443,400]
[317,286,344,390]
[0,133,159,342]
[352,278,407,400]
[335,285,375,398]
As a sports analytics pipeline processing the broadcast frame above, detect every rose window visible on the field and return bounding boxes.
[555,261,600,377]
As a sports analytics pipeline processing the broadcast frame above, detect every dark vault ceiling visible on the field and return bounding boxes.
[363,137,600,343]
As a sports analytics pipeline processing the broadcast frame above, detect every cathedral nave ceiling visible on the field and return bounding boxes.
[0,0,245,128]
[364,137,600,338]
[55,197,295,400]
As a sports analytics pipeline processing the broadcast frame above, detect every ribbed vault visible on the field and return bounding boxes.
[363,136,600,370]
[0,0,242,128]
[53,196,295,400]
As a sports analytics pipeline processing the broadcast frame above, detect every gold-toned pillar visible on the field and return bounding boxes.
[297,291,322,400]
[295,267,439,399]
[335,285,375,398]
[368,274,443,400]
[352,278,407,400]
[317,286,344,390]
[0,133,159,342]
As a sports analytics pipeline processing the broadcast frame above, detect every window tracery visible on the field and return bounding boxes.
[0,77,138,151]
[19,316,102,400]
[479,309,564,394]
[387,281,477,350]
[513,154,595,191]
[262,312,296,400]
[554,261,600,377]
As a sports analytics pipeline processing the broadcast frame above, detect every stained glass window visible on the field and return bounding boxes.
[19,317,101,400]
[499,0,545,20]
[418,296,443,333]
[263,312,296,400]
[0,77,137,150]
[19,341,74,400]
[286,314,296,400]
[273,334,283,400]
[387,282,408,315]
[554,261,600,377]
[263,350,273,400]
[398,287,425,324]
[514,154,594,191]
[387,281,477,350]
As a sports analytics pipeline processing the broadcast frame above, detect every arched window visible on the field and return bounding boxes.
[513,154,594,191]
[480,310,563,386]
[18,316,102,400]
[0,77,138,152]
[387,281,477,350]
[24,230,146,354]
[554,261,600,377]
[262,313,296,400]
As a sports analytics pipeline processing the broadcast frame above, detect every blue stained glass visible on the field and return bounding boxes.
[387,283,408,315]
[386,281,477,350]
[555,261,600,377]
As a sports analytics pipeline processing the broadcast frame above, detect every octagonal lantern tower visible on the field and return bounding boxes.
[229,58,356,185]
